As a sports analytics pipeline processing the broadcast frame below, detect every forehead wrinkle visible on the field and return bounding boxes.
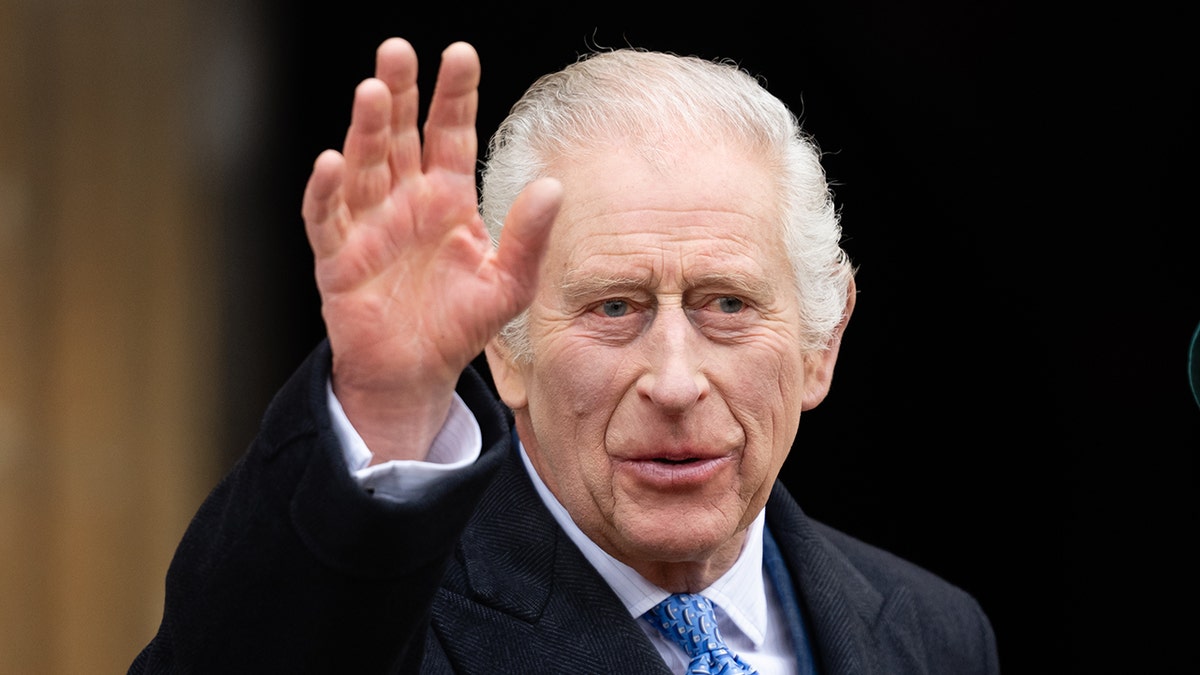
[556,204,762,238]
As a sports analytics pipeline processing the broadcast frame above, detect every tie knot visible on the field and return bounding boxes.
[645,594,723,657]
[644,594,759,674]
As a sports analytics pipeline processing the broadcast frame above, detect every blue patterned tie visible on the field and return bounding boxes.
[644,594,760,675]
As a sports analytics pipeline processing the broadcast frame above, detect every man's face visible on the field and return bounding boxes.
[489,142,837,585]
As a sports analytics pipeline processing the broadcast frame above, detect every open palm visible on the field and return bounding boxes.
[300,39,560,460]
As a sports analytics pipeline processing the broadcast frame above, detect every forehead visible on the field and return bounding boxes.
[546,143,787,274]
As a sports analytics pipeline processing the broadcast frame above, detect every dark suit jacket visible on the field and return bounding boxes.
[130,342,999,674]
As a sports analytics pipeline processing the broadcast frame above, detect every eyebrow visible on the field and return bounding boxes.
[557,269,776,304]
[687,271,776,303]
[558,273,653,305]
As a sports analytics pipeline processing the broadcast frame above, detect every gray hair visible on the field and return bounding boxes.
[481,48,854,362]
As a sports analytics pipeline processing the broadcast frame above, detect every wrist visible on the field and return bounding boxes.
[330,372,457,464]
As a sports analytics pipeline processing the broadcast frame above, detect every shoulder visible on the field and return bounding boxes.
[768,481,984,611]
[767,484,1000,673]
[813,520,978,607]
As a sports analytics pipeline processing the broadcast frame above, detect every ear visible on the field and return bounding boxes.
[801,276,857,411]
[485,337,529,411]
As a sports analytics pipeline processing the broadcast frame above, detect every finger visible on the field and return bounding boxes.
[494,177,563,296]
[342,78,393,214]
[423,42,480,177]
[301,149,350,258]
[374,38,422,182]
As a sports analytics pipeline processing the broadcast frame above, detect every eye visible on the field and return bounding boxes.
[715,296,744,313]
[599,299,630,317]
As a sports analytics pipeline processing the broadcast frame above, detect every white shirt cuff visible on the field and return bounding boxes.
[326,379,482,503]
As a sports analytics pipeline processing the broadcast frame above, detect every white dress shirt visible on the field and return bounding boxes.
[327,383,796,674]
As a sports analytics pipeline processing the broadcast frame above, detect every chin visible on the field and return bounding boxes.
[617,519,734,563]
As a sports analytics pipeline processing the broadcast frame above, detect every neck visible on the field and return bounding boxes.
[620,531,748,593]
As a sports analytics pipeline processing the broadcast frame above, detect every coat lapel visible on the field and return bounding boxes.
[445,441,672,673]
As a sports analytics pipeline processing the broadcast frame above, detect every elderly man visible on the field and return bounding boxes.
[131,38,999,674]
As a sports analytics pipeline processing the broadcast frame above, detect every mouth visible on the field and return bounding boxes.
[615,453,732,488]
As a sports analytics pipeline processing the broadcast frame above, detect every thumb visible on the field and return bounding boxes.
[493,177,563,296]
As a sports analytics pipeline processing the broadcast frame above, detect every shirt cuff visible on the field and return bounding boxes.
[326,378,482,503]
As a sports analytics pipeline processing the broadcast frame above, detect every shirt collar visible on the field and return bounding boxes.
[517,441,770,646]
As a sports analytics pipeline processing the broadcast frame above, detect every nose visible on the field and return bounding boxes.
[635,306,710,414]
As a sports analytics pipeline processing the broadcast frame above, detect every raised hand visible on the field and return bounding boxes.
[300,39,561,462]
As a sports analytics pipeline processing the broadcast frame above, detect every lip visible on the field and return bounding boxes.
[613,454,734,489]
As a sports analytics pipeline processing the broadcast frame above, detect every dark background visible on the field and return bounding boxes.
[215,2,1196,672]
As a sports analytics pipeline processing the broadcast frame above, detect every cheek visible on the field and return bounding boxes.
[532,340,628,420]
[723,344,806,456]
[524,342,638,508]
[524,340,641,489]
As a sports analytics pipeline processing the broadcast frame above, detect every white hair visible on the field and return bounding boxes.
[481,48,854,362]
